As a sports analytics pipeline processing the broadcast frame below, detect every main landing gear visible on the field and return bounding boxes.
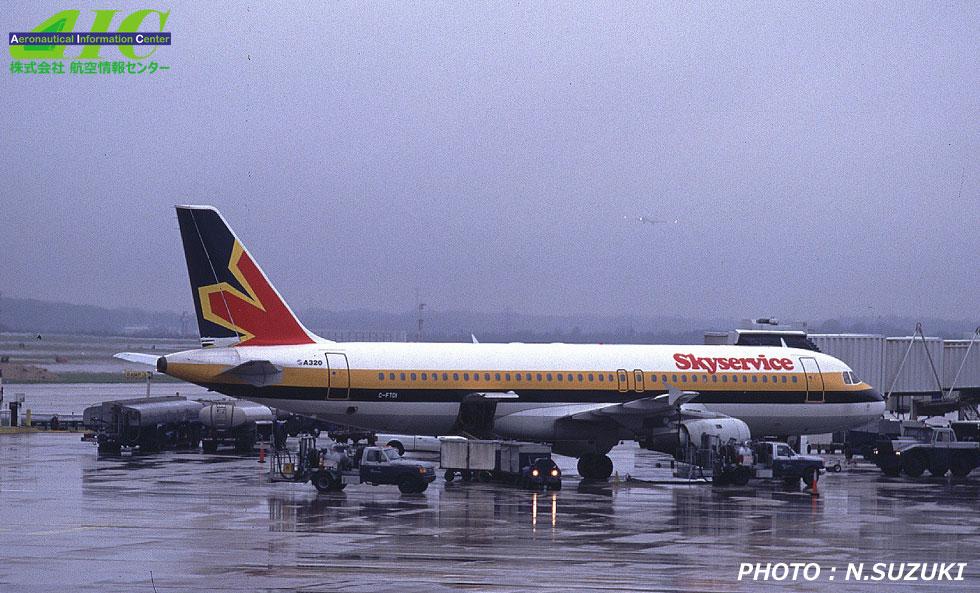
[577,453,614,480]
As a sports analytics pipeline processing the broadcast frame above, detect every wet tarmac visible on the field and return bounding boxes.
[0,434,977,592]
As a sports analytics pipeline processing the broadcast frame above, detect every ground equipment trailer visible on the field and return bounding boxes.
[83,396,204,454]
[441,440,561,490]
[872,425,980,478]
[199,400,274,452]
[270,436,437,494]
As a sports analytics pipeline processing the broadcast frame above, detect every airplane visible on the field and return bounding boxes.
[117,205,885,480]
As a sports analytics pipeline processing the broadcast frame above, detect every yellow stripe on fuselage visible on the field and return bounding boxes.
[165,363,869,393]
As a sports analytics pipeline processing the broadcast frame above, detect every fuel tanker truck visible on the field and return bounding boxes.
[199,400,275,452]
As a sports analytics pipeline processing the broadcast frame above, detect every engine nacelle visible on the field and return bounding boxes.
[678,417,751,450]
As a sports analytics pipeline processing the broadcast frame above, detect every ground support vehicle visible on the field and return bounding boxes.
[199,400,274,453]
[872,425,980,478]
[83,396,203,454]
[748,441,825,488]
[441,440,561,490]
[269,436,437,494]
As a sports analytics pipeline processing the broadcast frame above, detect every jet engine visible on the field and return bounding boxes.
[678,417,751,451]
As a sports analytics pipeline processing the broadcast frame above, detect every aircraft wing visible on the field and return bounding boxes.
[567,388,701,422]
[217,359,283,387]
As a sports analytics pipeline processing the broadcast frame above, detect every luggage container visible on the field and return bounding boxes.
[441,439,497,481]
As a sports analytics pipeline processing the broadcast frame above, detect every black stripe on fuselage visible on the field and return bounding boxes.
[199,384,882,405]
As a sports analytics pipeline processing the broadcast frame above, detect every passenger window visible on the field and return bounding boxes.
[378,372,385,380]
[453,373,459,381]
[389,372,395,380]
[661,374,667,383]
[761,375,767,383]
[537,373,543,381]
[792,376,798,383]
[752,375,757,383]
[608,374,615,382]
[672,374,678,383]
[692,375,697,383]
[421,373,427,380]
[443,373,449,380]
[546,373,553,381]
[711,375,718,383]
[781,376,787,383]
[588,374,595,382]
[598,374,604,382]
[557,374,563,382]
[568,373,574,381]
[492,373,498,381]
[411,373,417,381]
[463,373,470,381]
[722,375,728,383]
[505,373,511,381]
[400,372,406,381]
[702,374,708,382]
[578,373,584,382]
[742,376,748,383]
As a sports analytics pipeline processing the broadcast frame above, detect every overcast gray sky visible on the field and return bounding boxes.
[1,1,977,323]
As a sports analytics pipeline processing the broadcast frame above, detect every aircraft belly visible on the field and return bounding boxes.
[702,402,883,437]
[247,399,459,435]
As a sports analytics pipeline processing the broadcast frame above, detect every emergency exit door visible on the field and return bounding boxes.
[325,352,351,400]
[800,357,824,402]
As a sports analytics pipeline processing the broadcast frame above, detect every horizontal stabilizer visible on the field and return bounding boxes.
[114,352,159,366]
[217,359,283,387]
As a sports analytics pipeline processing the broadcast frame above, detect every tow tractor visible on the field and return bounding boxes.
[270,435,437,494]
[872,424,980,478]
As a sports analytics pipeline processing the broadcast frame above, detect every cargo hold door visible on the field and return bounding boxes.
[800,357,824,402]
[325,352,351,400]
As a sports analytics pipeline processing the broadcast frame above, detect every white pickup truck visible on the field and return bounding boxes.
[377,433,466,455]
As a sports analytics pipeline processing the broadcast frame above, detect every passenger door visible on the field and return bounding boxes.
[800,357,824,402]
[325,352,351,400]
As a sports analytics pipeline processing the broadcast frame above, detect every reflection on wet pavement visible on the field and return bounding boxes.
[0,434,976,592]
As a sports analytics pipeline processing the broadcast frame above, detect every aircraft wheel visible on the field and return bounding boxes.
[444,470,456,482]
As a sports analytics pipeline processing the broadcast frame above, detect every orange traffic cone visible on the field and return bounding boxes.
[810,475,819,495]
[258,447,266,464]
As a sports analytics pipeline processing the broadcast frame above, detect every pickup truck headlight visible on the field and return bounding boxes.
[531,469,540,477]
[550,469,559,477]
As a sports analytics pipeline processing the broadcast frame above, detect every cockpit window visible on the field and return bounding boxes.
[842,371,852,385]
[850,371,860,384]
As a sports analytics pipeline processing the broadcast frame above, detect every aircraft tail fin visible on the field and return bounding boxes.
[174,205,317,347]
